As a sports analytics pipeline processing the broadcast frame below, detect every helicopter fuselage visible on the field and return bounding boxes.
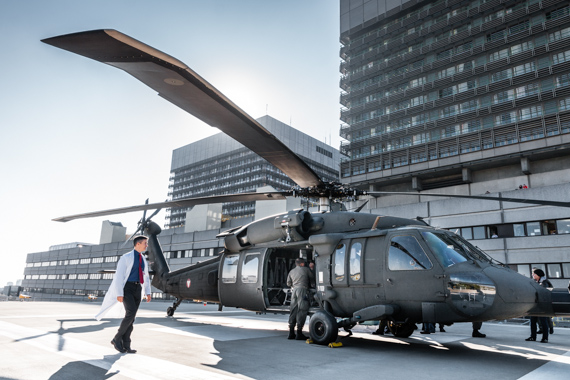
[145,210,568,331]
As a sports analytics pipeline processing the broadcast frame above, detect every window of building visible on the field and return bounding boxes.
[492,68,511,82]
[489,48,509,62]
[509,20,529,35]
[549,26,570,42]
[488,29,506,42]
[556,73,570,88]
[556,219,570,234]
[547,6,570,20]
[494,89,515,104]
[511,41,533,55]
[520,106,542,121]
[548,264,562,278]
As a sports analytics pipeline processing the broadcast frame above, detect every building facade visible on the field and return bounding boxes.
[166,115,341,228]
[340,0,570,286]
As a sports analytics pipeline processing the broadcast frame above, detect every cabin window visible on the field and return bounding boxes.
[221,254,239,283]
[350,242,362,281]
[241,253,259,283]
[334,244,346,281]
[388,235,432,271]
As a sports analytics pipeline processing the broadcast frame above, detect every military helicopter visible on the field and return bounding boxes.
[44,30,570,346]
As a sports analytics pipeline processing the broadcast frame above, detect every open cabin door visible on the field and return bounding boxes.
[263,245,314,312]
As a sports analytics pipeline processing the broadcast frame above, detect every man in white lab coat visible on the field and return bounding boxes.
[96,236,152,353]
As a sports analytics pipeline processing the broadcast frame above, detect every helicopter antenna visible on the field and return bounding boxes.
[353,200,369,213]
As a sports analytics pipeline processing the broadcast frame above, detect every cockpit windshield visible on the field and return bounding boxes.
[421,231,491,268]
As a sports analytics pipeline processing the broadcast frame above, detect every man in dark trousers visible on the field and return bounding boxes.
[286,258,315,340]
[96,236,152,353]
[526,268,552,343]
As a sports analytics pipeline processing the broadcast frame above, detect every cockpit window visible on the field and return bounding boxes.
[388,235,433,271]
[421,231,491,267]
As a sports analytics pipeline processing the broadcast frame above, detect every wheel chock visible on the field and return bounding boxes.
[306,338,313,344]
[328,342,343,348]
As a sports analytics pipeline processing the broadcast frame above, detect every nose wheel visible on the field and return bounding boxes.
[167,298,182,317]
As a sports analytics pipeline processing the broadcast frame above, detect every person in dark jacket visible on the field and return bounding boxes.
[525,268,552,343]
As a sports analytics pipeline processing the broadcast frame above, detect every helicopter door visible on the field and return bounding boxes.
[218,250,266,312]
[362,236,386,306]
[330,239,369,315]
[384,232,445,321]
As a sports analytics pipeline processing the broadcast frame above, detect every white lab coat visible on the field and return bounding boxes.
[95,250,151,320]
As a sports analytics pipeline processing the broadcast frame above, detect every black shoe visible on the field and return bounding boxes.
[525,337,536,341]
[420,331,431,334]
[124,348,137,354]
[472,331,486,338]
[537,330,543,334]
[111,339,126,353]
[440,328,446,332]
[372,329,384,336]
[540,338,548,343]
[295,331,308,340]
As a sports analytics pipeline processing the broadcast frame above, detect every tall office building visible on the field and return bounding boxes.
[340,0,570,286]
[166,115,341,228]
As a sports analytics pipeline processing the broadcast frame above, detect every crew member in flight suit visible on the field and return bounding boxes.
[286,258,315,340]
[95,235,152,353]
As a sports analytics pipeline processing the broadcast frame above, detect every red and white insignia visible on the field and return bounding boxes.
[186,279,191,288]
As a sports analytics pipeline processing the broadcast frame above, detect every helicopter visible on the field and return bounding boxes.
[43,29,570,346]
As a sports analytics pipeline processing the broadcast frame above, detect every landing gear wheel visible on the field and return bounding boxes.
[309,310,338,345]
[388,321,415,338]
[166,298,183,317]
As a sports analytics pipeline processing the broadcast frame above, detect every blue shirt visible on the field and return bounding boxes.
[127,250,145,282]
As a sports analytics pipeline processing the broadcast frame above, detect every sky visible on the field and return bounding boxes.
[0,0,341,286]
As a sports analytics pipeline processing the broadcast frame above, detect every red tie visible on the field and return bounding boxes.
[138,253,144,284]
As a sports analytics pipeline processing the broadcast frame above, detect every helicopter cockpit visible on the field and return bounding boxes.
[421,231,493,268]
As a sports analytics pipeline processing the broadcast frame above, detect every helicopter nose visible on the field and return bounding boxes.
[482,266,544,318]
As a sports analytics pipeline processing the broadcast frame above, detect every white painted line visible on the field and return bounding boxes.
[517,351,570,380]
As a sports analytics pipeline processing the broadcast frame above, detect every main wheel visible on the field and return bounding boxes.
[388,321,415,338]
[166,307,174,317]
[309,310,338,345]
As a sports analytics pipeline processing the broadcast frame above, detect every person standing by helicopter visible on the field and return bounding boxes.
[286,258,315,340]
[526,268,552,343]
[95,236,152,353]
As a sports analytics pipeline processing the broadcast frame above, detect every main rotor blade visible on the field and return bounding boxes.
[42,29,323,188]
[53,191,291,222]
[367,191,570,208]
